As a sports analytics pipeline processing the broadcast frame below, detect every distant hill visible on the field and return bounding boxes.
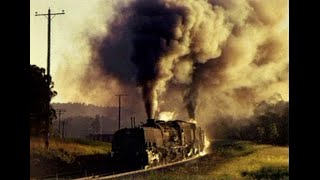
[52,102,119,118]
[51,103,143,138]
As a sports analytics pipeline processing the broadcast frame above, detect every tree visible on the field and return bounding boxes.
[30,64,57,144]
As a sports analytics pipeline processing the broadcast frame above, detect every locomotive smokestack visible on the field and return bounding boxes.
[147,118,156,125]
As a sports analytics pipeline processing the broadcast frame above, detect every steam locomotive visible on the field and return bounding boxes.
[111,119,205,170]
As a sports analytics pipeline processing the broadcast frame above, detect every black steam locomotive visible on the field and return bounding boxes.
[111,119,205,169]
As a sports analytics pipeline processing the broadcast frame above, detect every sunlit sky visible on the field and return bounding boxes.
[30,0,112,102]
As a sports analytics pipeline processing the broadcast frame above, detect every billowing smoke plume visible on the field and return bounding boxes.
[87,0,232,119]
[56,0,288,129]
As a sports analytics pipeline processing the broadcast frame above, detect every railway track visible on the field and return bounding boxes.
[74,153,208,180]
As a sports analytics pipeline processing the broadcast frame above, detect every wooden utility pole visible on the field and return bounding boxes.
[115,94,128,130]
[62,120,67,139]
[56,109,66,137]
[35,8,65,149]
[35,8,65,78]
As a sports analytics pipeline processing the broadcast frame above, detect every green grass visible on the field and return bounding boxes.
[211,140,257,157]
[119,140,288,180]
[30,137,113,178]
[30,137,111,163]
[209,143,288,179]
[63,137,112,146]
[242,166,289,180]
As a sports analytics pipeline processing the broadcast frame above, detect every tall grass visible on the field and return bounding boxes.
[30,137,111,163]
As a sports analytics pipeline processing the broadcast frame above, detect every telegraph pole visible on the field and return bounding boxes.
[115,94,128,130]
[56,109,66,137]
[62,120,67,140]
[35,8,65,78]
[35,8,65,149]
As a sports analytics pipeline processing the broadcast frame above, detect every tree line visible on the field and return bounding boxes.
[210,100,288,146]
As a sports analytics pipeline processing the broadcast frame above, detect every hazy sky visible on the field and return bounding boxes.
[30,0,113,103]
[31,0,95,68]
[30,0,288,107]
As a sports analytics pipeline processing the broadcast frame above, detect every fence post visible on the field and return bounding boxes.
[56,173,58,180]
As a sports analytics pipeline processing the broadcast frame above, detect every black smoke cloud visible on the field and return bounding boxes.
[129,1,188,118]
[76,0,288,126]
[90,0,190,118]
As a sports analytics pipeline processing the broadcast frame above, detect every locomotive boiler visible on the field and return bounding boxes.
[111,119,205,169]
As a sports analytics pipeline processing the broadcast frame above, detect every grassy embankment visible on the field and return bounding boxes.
[30,137,111,162]
[122,140,288,180]
[30,137,112,178]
